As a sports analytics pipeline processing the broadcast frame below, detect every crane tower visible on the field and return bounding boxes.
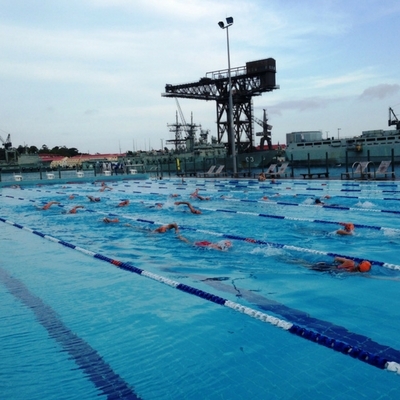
[162,58,279,155]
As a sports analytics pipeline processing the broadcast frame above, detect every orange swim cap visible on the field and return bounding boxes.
[358,261,371,272]
[344,223,354,231]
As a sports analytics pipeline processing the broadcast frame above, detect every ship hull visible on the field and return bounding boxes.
[124,148,284,176]
[285,129,400,166]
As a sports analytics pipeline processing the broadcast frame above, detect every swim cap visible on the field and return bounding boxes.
[344,223,354,231]
[217,240,232,251]
[358,261,371,272]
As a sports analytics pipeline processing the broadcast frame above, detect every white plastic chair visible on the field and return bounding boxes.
[198,165,216,177]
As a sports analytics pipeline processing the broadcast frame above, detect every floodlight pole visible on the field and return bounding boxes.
[219,17,237,176]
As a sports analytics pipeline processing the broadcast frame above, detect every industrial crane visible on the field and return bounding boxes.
[0,132,18,163]
[253,109,273,150]
[163,58,278,155]
[388,107,400,130]
[0,133,12,149]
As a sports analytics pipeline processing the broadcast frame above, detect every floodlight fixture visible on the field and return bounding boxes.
[218,17,234,29]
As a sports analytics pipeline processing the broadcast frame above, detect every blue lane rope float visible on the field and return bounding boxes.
[1,216,400,375]
[220,197,400,215]
[199,202,400,233]
[183,179,400,197]
[138,179,400,199]
[2,193,400,270]
[10,180,400,205]
[50,179,400,215]
[5,176,400,198]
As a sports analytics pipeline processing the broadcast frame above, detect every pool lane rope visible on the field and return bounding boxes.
[120,215,400,271]
[111,180,400,203]
[1,216,400,376]
[220,197,400,215]
[4,190,400,234]
[2,193,400,271]
[118,178,400,200]
[9,183,400,215]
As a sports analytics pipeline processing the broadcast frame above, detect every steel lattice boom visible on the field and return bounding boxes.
[162,58,279,153]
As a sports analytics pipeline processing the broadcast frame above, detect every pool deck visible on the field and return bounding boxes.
[0,172,149,188]
[0,168,398,189]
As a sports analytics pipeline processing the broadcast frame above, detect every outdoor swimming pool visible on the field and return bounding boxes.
[1,177,400,399]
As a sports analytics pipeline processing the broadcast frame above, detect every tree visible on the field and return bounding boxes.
[68,147,79,157]
[17,145,25,154]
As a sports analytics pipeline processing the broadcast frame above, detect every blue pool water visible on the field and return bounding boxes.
[1,178,400,399]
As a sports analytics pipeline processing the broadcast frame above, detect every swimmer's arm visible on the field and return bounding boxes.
[334,256,346,268]
[177,235,190,243]
[334,257,354,269]
[336,230,352,235]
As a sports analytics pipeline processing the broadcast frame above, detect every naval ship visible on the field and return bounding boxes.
[285,107,400,166]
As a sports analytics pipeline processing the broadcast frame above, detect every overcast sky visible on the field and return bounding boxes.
[1,0,400,154]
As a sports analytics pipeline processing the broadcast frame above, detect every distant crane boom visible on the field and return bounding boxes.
[0,133,12,149]
[253,109,272,150]
[163,58,279,154]
[389,107,400,130]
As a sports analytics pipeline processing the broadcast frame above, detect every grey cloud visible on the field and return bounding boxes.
[268,97,341,115]
[359,84,400,100]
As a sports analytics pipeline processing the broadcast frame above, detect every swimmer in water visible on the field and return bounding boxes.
[177,235,232,251]
[174,201,201,214]
[41,201,60,210]
[99,184,112,192]
[68,205,84,214]
[103,217,119,223]
[117,199,130,207]
[258,173,266,182]
[153,223,179,233]
[195,240,232,251]
[335,257,371,272]
[190,188,200,198]
[140,202,163,209]
[337,222,354,236]
[190,188,209,200]
[87,195,101,202]
[310,257,371,273]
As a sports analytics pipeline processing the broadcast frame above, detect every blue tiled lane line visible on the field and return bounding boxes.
[198,275,400,371]
[0,267,141,400]
[1,218,400,375]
